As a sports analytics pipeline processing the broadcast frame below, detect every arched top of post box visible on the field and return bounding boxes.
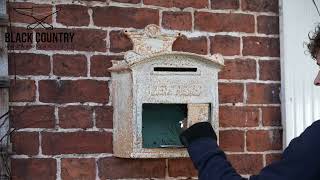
[109,24,224,72]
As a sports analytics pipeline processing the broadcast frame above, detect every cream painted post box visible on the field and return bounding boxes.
[109,25,224,158]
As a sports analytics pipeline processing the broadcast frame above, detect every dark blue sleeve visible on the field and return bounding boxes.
[250,120,320,180]
[187,121,320,180]
[187,137,246,180]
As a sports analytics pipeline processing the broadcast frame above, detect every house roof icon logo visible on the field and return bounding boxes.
[13,6,59,30]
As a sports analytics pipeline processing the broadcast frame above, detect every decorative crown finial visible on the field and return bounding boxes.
[124,24,178,57]
[108,25,224,72]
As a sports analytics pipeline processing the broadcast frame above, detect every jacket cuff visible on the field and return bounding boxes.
[179,122,217,147]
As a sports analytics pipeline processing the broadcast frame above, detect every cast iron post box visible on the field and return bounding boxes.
[109,25,224,158]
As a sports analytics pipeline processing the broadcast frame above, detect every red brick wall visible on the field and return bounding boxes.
[8,0,282,179]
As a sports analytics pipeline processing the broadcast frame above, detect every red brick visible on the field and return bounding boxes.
[227,154,263,174]
[218,83,243,103]
[98,157,166,179]
[112,0,140,3]
[168,158,197,177]
[42,131,112,155]
[243,37,280,57]
[90,55,123,77]
[11,106,55,128]
[39,80,109,103]
[59,106,93,129]
[210,35,240,56]
[11,158,56,180]
[8,53,50,75]
[219,59,256,79]
[53,54,87,77]
[246,83,280,104]
[61,158,96,180]
[259,60,281,80]
[261,107,281,126]
[211,0,239,9]
[8,2,52,24]
[144,0,207,8]
[266,153,282,165]
[109,31,133,53]
[93,6,159,28]
[257,15,279,35]
[11,132,39,155]
[56,5,89,26]
[219,130,245,152]
[95,106,113,128]
[162,12,192,31]
[9,80,36,102]
[220,106,259,127]
[36,28,107,52]
[6,27,33,50]
[246,130,282,151]
[172,35,207,55]
[242,0,278,13]
[195,12,254,33]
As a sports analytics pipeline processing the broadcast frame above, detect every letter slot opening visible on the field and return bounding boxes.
[154,67,197,72]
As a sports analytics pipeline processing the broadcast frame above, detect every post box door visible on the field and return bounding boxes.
[142,103,186,148]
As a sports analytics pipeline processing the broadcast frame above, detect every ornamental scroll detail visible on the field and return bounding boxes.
[122,25,180,66]
[124,24,177,56]
[109,24,224,72]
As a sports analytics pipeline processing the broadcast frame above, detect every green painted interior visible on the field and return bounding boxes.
[142,103,187,148]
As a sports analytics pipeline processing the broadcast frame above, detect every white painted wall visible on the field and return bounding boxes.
[280,0,320,147]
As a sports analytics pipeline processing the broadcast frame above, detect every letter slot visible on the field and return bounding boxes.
[154,67,197,72]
